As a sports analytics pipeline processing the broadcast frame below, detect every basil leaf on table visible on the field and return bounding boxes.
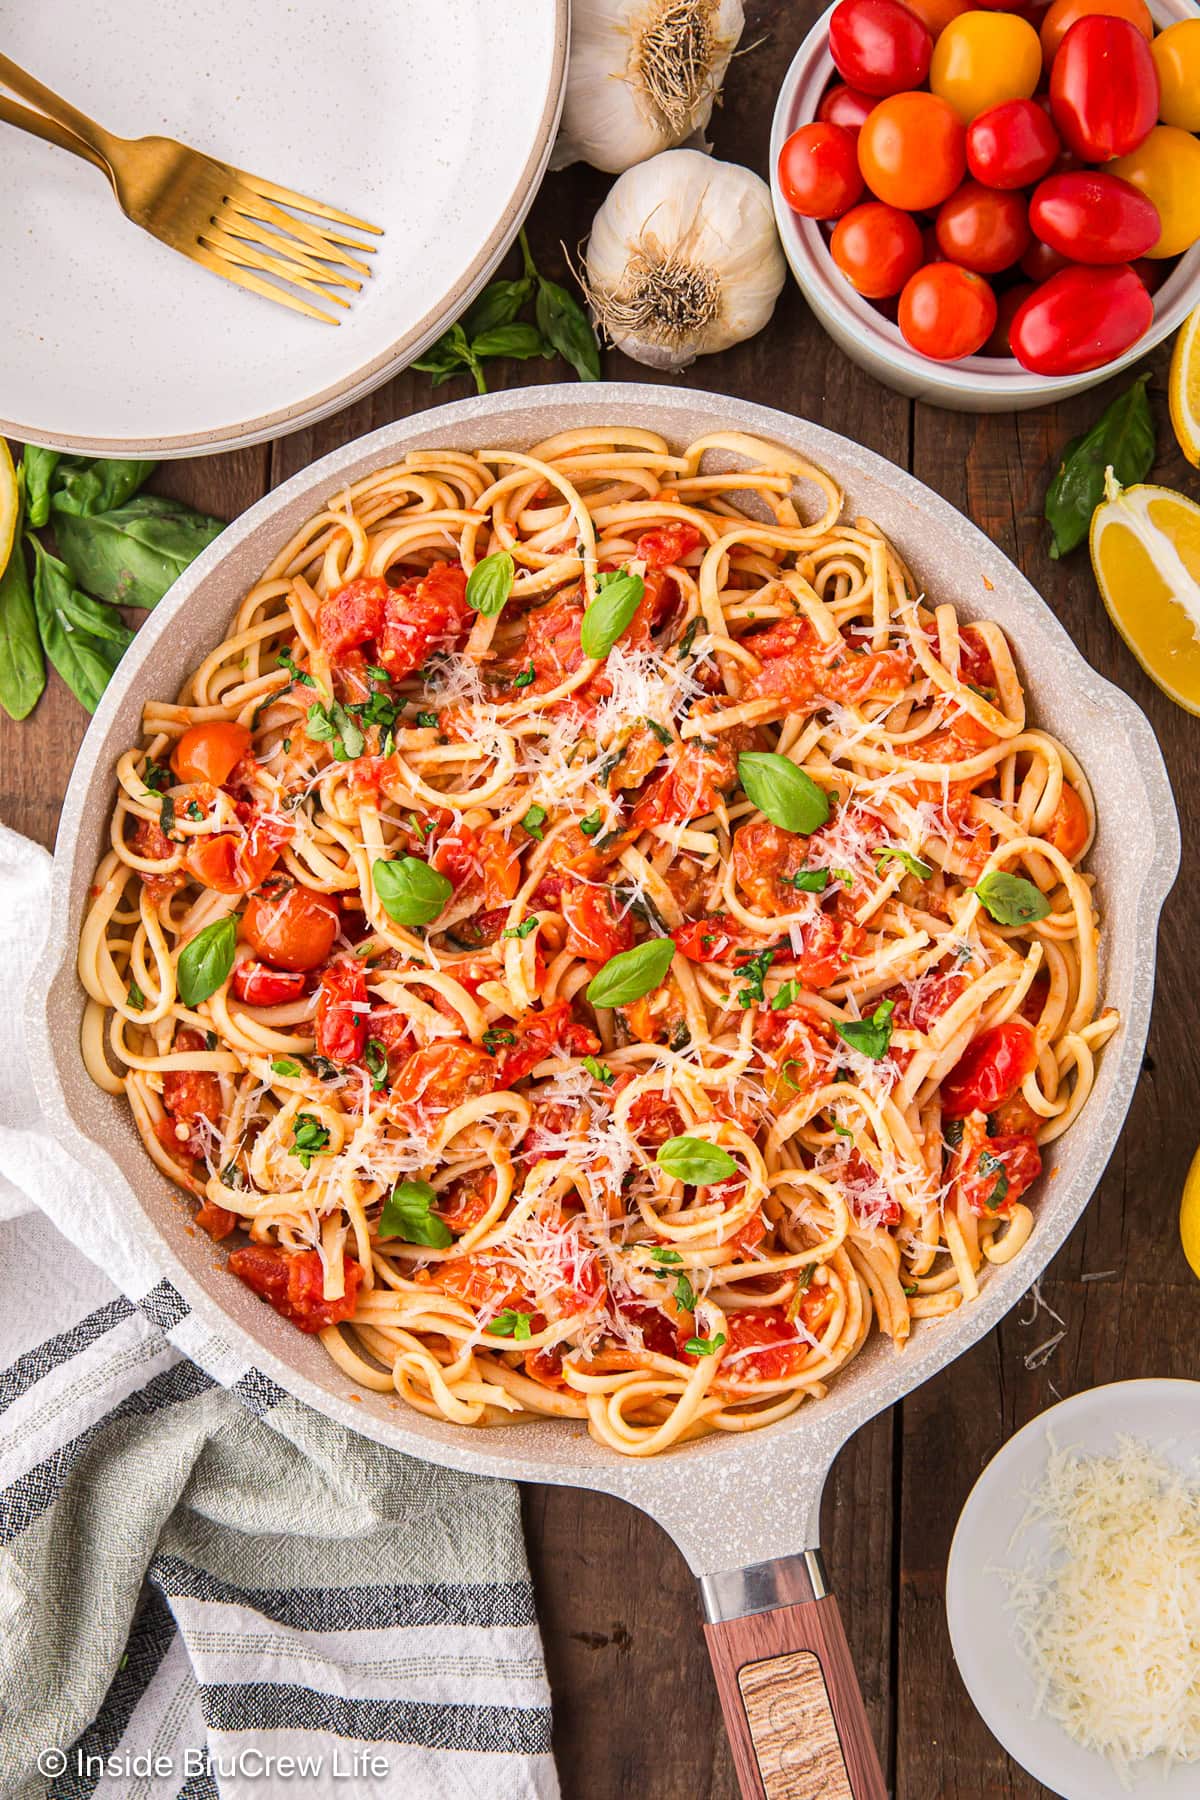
[27,537,124,712]
[22,447,60,529]
[655,1136,738,1186]
[50,457,155,517]
[1044,373,1155,560]
[0,473,45,721]
[586,937,675,1008]
[411,323,475,386]
[469,322,548,362]
[373,855,454,927]
[54,493,224,608]
[535,276,602,382]
[738,751,831,834]
[580,568,645,659]
[177,915,239,1006]
[378,1177,453,1248]
[461,277,534,340]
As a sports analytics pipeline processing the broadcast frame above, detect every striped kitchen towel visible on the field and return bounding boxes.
[0,825,558,1800]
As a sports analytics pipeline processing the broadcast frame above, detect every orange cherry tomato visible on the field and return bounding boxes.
[899,262,998,360]
[1109,126,1200,259]
[898,0,972,38]
[857,91,966,210]
[1151,19,1200,133]
[241,884,340,971]
[170,720,252,787]
[831,200,925,297]
[930,11,1043,124]
[1039,0,1151,64]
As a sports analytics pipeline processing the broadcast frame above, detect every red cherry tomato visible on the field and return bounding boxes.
[828,0,933,95]
[982,282,1034,355]
[899,261,998,360]
[935,181,1031,274]
[941,1019,1038,1118]
[170,721,252,788]
[966,99,1060,188]
[230,959,308,1006]
[1029,171,1160,264]
[818,83,878,134]
[1019,238,1070,282]
[1049,17,1159,161]
[777,122,865,219]
[830,200,925,296]
[1010,262,1153,374]
[857,91,966,211]
[315,960,369,1065]
[241,885,340,972]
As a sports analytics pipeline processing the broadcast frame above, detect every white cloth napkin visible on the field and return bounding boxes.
[0,823,558,1800]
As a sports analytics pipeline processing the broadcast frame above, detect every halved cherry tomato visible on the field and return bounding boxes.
[856,91,966,210]
[1109,126,1200,259]
[899,262,998,360]
[672,912,743,962]
[1039,0,1151,64]
[1151,18,1200,133]
[777,122,865,220]
[1010,263,1152,374]
[982,282,1034,357]
[315,960,369,1064]
[316,577,388,660]
[817,83,878,134]
[957,1125,1042,1215]
[930,11,1044,124]
[711,1300,835,1391]
[829,0,932,95]
[633,521,703,568]
[942,1018,1038,1117]
[1049,17,1159,161]
[378,562,471,680]
[936,181,1030,274]
[1029,171,1159,264]
[1046,784,1090,859]
[394,1040,494,1113]
[229,1245,363,1332]
[171,720,252,787]
[185,815,292,895]
[560,877,634,963]
[831,200,924,297]
[966,99,1060,189]
[494,1001,598,1087]
[230,959,308,1005]
[241,884,340,972]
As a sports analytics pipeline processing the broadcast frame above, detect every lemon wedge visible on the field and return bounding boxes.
[1170,304,1200,469]
[1181,1142,1200,1279]
[0,438,17,585]
[1089,471,1200,715]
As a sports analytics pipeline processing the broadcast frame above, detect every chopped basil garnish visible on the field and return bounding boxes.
[520,805,547,841]
[291,1113,331,1170]
[159,793,176,837]
[582,1054,614,1084]
[876,845,933,882]
[677,617,700,660]
[650,1246,682,1265]
[783,868,829,892]
[944,1117,965,1148]
[482,1027,518,1054]
[734,945,777,1010]
[977,1149,1010,1210]
[363,1038,389,1091]
[684,1332,726,1357]
[579,809,604,837]
[503,916,538,940]
[771,979,798,1011]
[278,646,315,687]
[672,1273,697,1311]
[127,978,145,1011]
[272,1057,302,1077]
[835,999,895,1061]
[378,1177,452,1247]
[307,699,365,762]
[513,662,535,689]
[487,1309,533,1341]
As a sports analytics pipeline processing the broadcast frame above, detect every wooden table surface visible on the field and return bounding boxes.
[4,4,1198,1794]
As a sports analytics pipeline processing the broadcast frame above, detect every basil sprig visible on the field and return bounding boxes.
[656,1136,738,1185]
[28,538,132,712]
[0,468,45,721]
[466,550,515,618]
[586,938,675,1008]
[738,752,830,834]
[292,1113,332,1170]
[835,998,895,1061]
[973,871,1051,926]
[1045,373,1154,560]
[176,915,238,1006]
[54,494,223,609]
[378,1178,452,1248]
[580,568,645,660]
[307,699,365,761]
[373,856,453,928]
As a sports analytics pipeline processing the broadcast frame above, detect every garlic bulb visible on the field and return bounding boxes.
[554,0,745,176]
[584,148,787,370]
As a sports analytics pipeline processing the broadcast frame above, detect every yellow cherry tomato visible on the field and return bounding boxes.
[1110,126,1200,258]
[1151,19,1200,133]
[930,11,1043,124]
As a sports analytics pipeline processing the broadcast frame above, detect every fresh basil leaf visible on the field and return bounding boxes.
[177,915,238,1006]
[581,569,645,659]
[582,1054,614,1084]
[734,945,777,1009]
[655,1135,738,1185]
[373,855,453,927]
[50,457,155,518]
[54,494,223,608]
[306,699,364,761]
[363,1038,389,1091]
[579,810,603,836]
[684,1332,726,1357]
[586,937,675,1008]
[672,1273,697,1311]
[503,916,538,940]
[27,536,123,712]
[783,868,829,893]
[834,998,895,1061]
[772,979,798,1011]
[487,1308,533,1340]
[1045,373,1155,560]
[291,1112,332,1170]
[520,804,547,841]
[271,1057,302,1077]
[650,1246,682,1265]
[876,845,933,882]
[466,550,515,619]
[378,1176,452,1247]
[0,476,44,720]
[22,447,60,529]
[461,276,534,340]
[52,583,135,648]
[535,276,602,382]
[738,752,830,835]
[412,322,473,382]
[513,662,535,689]
[973,870,1051,926]
[470,322,548,362]
[127,979,145,1011]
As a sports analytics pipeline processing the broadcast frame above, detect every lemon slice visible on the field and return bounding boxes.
[0,438,17,585]
[1089,471,1200,715]
[1181,1142,1200,1280]
[1170,303,1200,470]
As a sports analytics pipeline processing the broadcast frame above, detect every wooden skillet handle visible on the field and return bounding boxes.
[701,1552,887,1800]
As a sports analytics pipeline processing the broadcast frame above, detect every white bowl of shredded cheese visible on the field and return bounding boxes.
[947,1380,1200,1798]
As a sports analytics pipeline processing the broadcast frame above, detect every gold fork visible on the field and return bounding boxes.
[0,52,382,324]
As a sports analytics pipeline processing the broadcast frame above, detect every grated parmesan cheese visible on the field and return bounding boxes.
[1001,1436,1200,1784]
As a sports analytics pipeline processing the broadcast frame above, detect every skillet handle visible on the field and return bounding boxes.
[700,1552,887,1800]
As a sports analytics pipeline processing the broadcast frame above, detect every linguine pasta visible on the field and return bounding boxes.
[78,427,1116,1457]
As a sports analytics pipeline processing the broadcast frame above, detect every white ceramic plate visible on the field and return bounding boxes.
[0,0,566,456]
[947,1380,1200,1800]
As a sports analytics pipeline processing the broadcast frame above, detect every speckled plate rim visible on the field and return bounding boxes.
[26,384,1180,1574]
[0,3,568,460]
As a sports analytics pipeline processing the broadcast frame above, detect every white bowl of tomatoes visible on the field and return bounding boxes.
[769,0,1200,410]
